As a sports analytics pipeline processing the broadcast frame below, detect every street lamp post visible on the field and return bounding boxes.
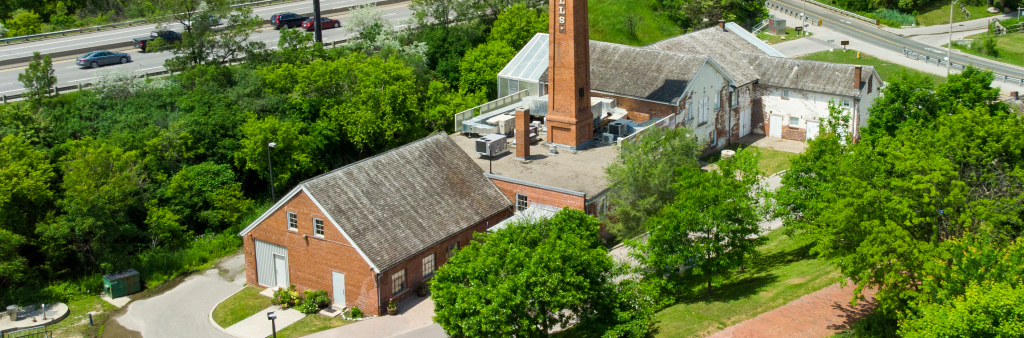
[313,0,323,43]
[268,311,278,338]
[947,0,958,74]
[267,142,277,201]
[802,0,807,35]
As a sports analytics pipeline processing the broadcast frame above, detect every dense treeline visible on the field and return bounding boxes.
[776,67,1024,336]
[0,2,547,304]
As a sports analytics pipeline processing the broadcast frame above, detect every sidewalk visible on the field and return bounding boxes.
[707,283,878,338]
[305,295,442,338]
[224,305,305,338]
[881,13,1015,37]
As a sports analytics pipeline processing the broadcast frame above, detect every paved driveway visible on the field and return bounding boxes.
[307,295,445,338]
[115,255,245,338]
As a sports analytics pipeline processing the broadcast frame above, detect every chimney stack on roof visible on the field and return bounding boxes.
[853,66,862,90]
[515,108,531,160]
[718,20,726,31]
[1012,91,1019,100]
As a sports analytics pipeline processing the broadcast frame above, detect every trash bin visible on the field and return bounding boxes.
[103,269,141,299]
[7,305,18,320]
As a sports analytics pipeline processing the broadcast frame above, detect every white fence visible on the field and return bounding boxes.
[454,90,529,133]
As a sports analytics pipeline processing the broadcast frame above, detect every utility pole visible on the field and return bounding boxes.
[313,0,323,43]
[802,0,806,35]
[947,0,957,75]
[268,142,277,201]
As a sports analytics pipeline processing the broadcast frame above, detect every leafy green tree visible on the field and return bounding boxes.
[658,0,768,30]
[144,201,187,249]
[418,24,485,86]
[4,9,43,37]
[18,52,57,106]
[0,103,49,145]
[0,134,55,236]
[37,138,147,267]
[49,1,78,29]
[234,113,322,192]
[432,209,622,337]
[604,127,701,239]
[489,4,547,50]
[900,281,1024,338]
[862,69,936,142]
[458,40,516,99]
[0,228,28,287]
[934,66,1006,116]
[638,148,766,295]
[163,162,251,233]
[422,80,487,132]
[163,6,263,71]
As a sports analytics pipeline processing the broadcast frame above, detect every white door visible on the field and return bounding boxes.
[806,121,820,140]
[740,108,752,137]
[274,254,288,288]
[769,115,783,138]
[332,271,345,307]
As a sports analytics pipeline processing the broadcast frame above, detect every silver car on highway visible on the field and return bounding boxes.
[77,51,132,69]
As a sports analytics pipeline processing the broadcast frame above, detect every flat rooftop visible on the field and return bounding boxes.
[450,133,618,197]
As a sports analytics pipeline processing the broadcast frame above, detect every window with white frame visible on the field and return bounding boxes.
[731,90,738,107]
[687,104,693,121]
[700,97,709,123]
[287,212,297,230]
[391,269,406,295]
[842,99,852,108]
[782,90,790,99]
[709,130,718,146]
[313,218,324,237]
[516,194,529,212]
[422,254,435,279]
[790,117,800,127]
[446,241,459,260]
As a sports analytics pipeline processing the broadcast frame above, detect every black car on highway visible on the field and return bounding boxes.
[77,51,132,69]
[132,30,182,52]
[270,12,310,29]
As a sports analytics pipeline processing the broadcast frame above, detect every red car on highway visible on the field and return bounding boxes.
[301,17,341,31]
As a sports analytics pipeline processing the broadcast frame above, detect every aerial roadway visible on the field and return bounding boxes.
[0,0,414,96]
[771,0,1024,81]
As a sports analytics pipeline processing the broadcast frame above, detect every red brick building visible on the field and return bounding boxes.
[238,133,513,315]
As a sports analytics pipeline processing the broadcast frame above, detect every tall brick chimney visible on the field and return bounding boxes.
[547,0,593,149]
[515,107,531,160]
[853,66,862,90]
[718,20,725,31]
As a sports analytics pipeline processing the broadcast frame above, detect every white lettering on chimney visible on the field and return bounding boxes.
[558,0,567,33]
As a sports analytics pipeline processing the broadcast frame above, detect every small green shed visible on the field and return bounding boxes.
[103,269,141,299]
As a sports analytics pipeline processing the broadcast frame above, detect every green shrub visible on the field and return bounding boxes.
[971,35,998,56]
[349,306,363,318]
[272,285,301,307]
[874,9,915,27]
[297,289,330,314]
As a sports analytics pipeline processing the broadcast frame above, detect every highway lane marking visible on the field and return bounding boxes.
[773,0,1018,78]
[69,77,98,83]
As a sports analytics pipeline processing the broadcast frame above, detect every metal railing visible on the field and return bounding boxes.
[0,0,292,44]
[902,48,1024,87]
[454,90,529,133]
[617,113,680,146]
[765,0,876,26]
[1,38,352,104]
[751,18,771,34]
[4,325,51,338]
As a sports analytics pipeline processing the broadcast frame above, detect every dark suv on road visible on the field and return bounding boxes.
[270,12,310,29]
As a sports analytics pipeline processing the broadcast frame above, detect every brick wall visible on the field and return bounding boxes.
[242,192,379,315]
[489,178,586,211]
[591,92,675,121]
[781,125,806,141]
[376,210,511,314]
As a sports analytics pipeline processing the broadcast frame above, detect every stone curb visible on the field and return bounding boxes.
[208,285,248,338]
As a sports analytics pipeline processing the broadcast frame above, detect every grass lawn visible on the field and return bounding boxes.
[588,0,684,46]
[269,314,353,338]
[915,3,1000,26]
[949,32,1024,67]
[212,286,273,328]
[49,296,119,338]
[559,229,841,338]
[798,49,947,84]
[700,145,799,176]
[757,27,812,45]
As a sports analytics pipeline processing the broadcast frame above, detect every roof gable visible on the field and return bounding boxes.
[743,54,878,97]
[646,25,777,85]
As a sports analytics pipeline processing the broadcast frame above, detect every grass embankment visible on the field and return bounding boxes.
[915,3,1000,26]
[270,315,353,338]
[757,27,812,45]
[212,286,273,328]
[47,296,119,337]
[949,32,1024,67]
[588,0,684,46]
[798,49,947,84]
[652,229,841,337]
[701,145,799,176]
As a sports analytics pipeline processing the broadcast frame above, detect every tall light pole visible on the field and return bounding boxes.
[267,142,277,201]
[802,0,806,35]
[313,0,323,43]
[947,0,957,75]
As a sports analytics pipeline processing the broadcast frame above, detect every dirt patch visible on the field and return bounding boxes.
[101,317,142,338]
[215,251,245,283]
[784,277,810,284]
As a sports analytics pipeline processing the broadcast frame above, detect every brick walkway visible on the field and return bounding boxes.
[707,283,878,338]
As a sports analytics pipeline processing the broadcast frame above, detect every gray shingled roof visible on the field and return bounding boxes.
[646,26,769,86]
[535,36,711,104]
[300,132,511,270]
[743,54,876,97]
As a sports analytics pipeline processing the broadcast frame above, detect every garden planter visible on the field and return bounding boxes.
[416,286,428,297]
[387,307,398,315]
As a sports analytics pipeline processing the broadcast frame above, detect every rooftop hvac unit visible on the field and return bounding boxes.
[476,134,508,156]
[608,120,630,137]
[602,133,616,144]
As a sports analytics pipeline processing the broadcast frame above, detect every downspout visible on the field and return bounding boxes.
[375,270,382,315]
